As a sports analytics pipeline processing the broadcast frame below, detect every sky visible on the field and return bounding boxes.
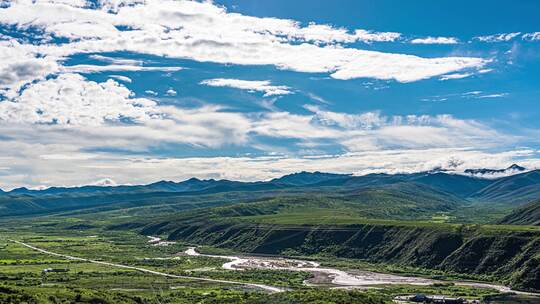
[0,0,539,190]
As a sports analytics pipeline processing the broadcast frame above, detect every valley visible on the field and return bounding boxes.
[2,170,540,303]
[182,246,534,294]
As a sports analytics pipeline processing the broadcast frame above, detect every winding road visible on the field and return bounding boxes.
[8,239,284,293]
[9,238,539,297]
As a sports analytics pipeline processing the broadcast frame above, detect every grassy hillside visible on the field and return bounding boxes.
[499,200,540,226]
[140,221,540,292]
[0,179,468,221]
[130,197,540,292]
[0,190,294,218]
[118,183,465,226]
[471,171,540,204]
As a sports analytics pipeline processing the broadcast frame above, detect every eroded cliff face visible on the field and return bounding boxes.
[140,221,540,292]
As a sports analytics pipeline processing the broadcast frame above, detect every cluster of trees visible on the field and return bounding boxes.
[0,284,390,304]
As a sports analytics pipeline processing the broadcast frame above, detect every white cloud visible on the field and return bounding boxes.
[0,105,251,150]
[477,93,508,99]
[410,36,459,44]
[90,178,117,187]
[305,92,331,104]
[0,74,252,149]
[108,75,132,83]
[462,91,483,96]
[328,52,484,82]
[165,88,177,96]
[274,23,401,44]
[0,73,160,126]
[302,106,505,151]
[251,111,341,139]
[305,105,385,130]
[478,68,493,74]
[0,70,509,156]
[62,64,183,73]
[522,32,540,41]
[0,0,487,84]
[439,73,473,81]
[0,65,521,189]
[246,105,508,153]
[422,90,510,102]
[474,32,521,42]
[89,54,143,66]
[0,144,537,190]
[0,0,527,189]
[201,78,292,96]
[456,91,507,100]
[352,29,401,43]
[0,40,60,98]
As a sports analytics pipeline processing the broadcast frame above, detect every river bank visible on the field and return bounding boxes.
[183,246,538,296]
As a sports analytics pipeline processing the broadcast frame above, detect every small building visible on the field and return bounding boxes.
[42,268,69,273]
[430,295,466,304]
[394,294,467,304]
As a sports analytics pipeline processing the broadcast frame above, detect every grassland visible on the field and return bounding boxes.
[1,177,539,303]
[2,217,532,303]
[235,210,540,233]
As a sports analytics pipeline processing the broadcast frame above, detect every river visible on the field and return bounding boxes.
[184,246,538,295]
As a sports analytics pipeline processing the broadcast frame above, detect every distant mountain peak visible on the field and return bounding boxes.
[272,171,350,186]
[426,166,449,174]
[507,164,526,171]
[464,164,526,176]
[150,180,176,185]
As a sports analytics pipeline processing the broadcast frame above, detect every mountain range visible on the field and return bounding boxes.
[2,165,540,223]
[1,165,536,201]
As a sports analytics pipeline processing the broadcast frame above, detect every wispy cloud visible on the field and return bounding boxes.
[88,55,143,66]
[422,91,509,101]
[474,32,521,42]
[62,65,183,73]
[410,36,459,44]
[439,73,472,81]
[0,70,511,160]
[200,78,293,97]
[522,32,540,41]
[108,75,132,83]
[305,92,331,104]
[477,93,508,99]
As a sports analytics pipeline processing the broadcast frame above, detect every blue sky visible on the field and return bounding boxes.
[0,0,538,189]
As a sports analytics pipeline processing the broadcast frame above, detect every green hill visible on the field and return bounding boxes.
[499,200,540,226]
[127,182,465,226]
[134,201,540,292]
[471,171,540,204]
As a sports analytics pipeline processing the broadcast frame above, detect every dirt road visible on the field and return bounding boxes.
[9,239,284,293]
